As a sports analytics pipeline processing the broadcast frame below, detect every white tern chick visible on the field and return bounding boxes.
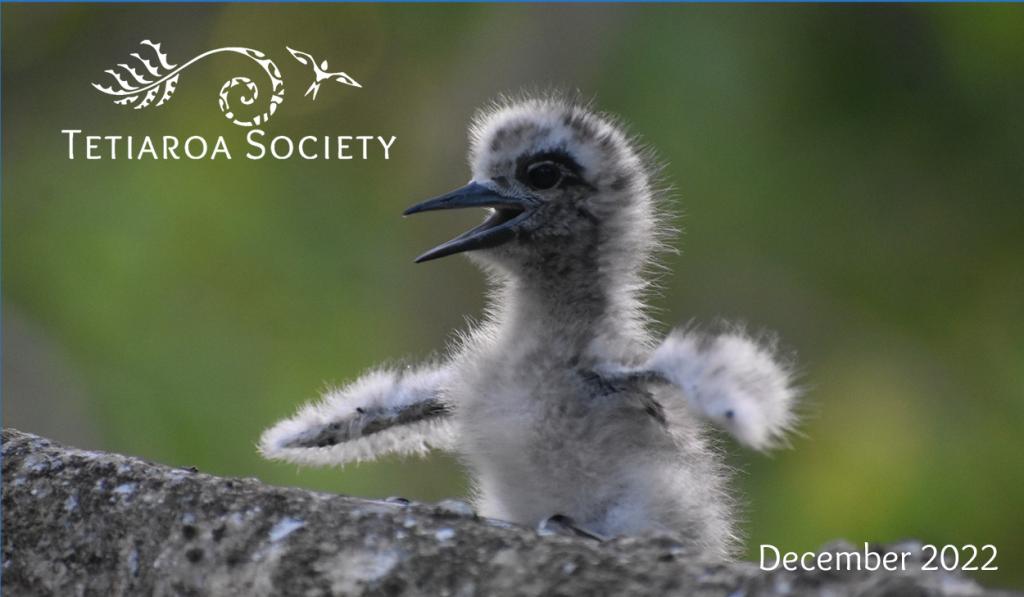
[260,94,799,558]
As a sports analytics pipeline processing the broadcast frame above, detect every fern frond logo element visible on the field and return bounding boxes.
[92,40,360,128]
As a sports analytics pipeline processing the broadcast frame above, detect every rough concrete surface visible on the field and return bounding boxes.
[2,428,1018,596]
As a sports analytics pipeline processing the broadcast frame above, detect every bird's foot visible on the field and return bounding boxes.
[537,514,608,542]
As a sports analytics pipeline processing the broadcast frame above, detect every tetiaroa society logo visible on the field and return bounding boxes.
[92,40,360,127]
[63,40,395,161]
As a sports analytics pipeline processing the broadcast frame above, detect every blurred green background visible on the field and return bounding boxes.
[3,4,1022,587]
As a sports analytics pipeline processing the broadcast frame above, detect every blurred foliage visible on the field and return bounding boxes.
[3,4,1022,588]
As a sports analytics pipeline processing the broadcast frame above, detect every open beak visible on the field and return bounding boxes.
[403,181,534,263]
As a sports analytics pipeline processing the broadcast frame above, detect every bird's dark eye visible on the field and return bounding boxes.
[526,162,562,190]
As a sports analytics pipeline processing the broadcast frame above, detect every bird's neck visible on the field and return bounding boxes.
[486,265,652,364]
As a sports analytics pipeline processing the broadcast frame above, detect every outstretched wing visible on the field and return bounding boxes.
[603,327,800,451]
[331,72,361,88]
[286,46,317,68]
[259,364,455,467]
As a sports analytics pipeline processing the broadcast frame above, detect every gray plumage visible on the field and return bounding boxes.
[260,93,800,559]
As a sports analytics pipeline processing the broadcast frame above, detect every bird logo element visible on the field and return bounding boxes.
[287,47,362,101]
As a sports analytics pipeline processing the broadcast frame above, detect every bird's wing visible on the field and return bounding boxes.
[286,47,317,68]
[331,72,362,88]
[608,327,800,451]
[259,364,455,467]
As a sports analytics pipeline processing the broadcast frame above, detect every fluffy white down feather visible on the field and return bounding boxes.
[259,365,455,466]
[644,329,799,450]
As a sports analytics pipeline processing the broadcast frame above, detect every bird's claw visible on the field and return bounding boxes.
[537,514,608,542]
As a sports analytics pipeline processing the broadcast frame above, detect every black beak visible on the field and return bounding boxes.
[403,181,534,263]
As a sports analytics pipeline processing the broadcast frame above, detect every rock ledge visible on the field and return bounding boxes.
[1,428,1016,596]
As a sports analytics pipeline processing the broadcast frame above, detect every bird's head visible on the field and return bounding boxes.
[405,96,665,279]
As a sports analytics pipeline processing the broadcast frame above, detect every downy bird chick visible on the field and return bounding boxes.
[260,94,799,558]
